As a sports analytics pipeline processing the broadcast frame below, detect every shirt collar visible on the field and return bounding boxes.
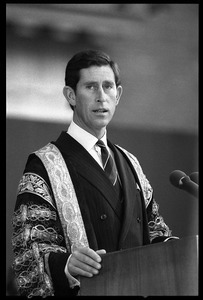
[67,120,108,151]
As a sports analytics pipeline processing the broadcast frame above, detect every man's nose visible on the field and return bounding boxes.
[96,87,106,102]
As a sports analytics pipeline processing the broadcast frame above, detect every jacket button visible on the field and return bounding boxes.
[137,217,141,223]
[100,214,107,220]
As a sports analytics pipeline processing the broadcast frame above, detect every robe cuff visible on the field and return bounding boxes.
[163,236,180,242]
[48,252,79,296]
[64,254,81,288]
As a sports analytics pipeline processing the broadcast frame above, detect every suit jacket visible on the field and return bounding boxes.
[12,131,172,297]
[53,131,151,252]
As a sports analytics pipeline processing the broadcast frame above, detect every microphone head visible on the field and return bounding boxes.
[189,172,198,184]
[169,170,187,188]
[169,170,198,198]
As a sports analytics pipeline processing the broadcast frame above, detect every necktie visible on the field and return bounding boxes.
[96,140,118,186]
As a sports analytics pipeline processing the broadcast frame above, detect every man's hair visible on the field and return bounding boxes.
[65,49,121,92]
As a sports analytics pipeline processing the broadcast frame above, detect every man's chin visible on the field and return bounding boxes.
[94,120,109,130]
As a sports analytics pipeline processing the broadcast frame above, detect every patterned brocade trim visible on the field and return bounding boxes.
[35,143,89,252]
[27,274,53,298]
[13,204,57,228]
[115,145,153,208]
[12,224,63,249]
[13,242,55,297]
[149,216,172,240]
[148,200,172,242]
[17,173,55,209]
[13,243,67,272]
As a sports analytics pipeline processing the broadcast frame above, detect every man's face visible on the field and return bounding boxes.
[71,65,122,138]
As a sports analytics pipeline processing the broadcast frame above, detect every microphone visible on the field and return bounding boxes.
[169,170,198,198]
[189,172,199,185]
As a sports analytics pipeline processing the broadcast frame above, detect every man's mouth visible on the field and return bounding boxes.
[93,109,108,113]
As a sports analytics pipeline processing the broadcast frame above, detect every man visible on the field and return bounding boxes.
[11,50,177,297]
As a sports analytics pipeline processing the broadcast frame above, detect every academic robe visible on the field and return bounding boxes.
[11,131,172,297]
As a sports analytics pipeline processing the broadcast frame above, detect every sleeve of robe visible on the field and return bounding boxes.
[11,154,79,297]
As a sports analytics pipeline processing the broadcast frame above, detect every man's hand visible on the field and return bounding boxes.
[68,247,106,278]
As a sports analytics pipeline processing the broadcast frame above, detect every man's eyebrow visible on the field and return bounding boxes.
[84,80,115,85]
[83,81,98,85]
[103,80,115,85]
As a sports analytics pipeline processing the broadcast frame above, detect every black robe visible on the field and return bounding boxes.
[12,131,172,297]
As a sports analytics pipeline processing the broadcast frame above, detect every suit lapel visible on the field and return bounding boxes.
[54,132,122,219]
[108,142,137,246]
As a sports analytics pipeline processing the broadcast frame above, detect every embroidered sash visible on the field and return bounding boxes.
[115,144,153,208]
[35,143,89,253]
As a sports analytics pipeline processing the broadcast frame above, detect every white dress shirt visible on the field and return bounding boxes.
[67,120,111,169]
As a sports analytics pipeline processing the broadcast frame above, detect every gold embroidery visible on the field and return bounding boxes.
[35,143,89,252]
[12,204,61,296]
[31,225,63,244]
[13,242,55,297]
[12,224,63,250]
[148,199,172,242]
[17,173,55,209]
[13,204,57,228]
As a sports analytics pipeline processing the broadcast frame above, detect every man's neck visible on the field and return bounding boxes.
[72,117,106,140]
[67,120,108,152]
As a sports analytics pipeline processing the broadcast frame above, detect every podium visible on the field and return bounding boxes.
[80,235,198,296]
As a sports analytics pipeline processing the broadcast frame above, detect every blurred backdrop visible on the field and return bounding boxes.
[6,3,198,295]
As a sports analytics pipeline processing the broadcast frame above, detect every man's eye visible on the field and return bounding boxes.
[86,85,96,90]
[104,85,113,90]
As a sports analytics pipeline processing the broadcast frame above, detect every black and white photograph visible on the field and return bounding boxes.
[6,4,198,296]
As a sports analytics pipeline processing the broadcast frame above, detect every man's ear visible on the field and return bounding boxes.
[63,86,76,107]
[115,85,123,105]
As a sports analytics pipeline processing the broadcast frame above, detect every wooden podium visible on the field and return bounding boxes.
[80,235,198,296]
